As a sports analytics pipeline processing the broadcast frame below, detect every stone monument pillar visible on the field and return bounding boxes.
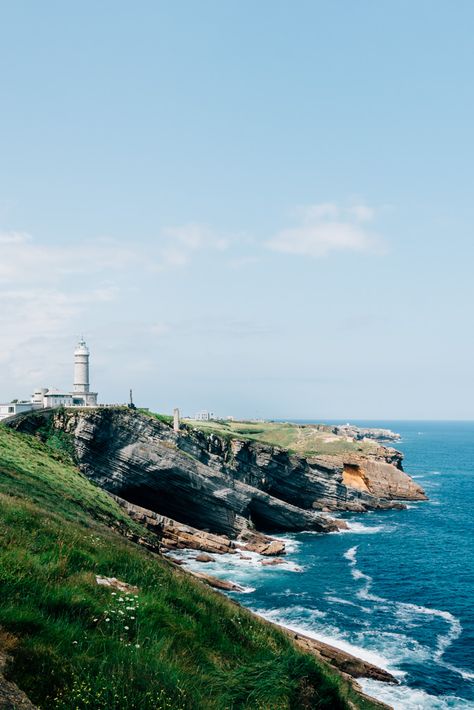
[173,408,180,432]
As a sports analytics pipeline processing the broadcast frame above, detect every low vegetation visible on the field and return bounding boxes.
[0,424,381,709]
[183,419,378,457]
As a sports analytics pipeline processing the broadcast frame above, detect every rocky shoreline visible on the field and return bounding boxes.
[162,554,395,710]
[112,493,401,709]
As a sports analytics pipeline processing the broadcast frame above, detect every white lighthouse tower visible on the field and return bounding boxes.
[72,338,98,406]
[74,338,90,393]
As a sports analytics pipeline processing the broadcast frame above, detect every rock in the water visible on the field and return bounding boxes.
[282,628,397,684]
[194,553,213,562]
[260,557,286,566]
[241,539,286,556]
[191,572,245,592]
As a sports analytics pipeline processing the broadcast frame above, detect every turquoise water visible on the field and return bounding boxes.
[176,422,474,709]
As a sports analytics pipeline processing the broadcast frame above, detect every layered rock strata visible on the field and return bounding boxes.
[111,494,286,556]
[7,409,426,540]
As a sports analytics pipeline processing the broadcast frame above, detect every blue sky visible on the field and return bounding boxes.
[1,1,473,419]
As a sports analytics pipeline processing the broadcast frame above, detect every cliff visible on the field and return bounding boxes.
[7,408,426,542]
[0,422,388,709]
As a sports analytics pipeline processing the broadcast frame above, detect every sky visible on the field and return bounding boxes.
[1,1,473,419]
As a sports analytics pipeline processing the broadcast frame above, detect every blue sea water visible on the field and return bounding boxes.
[176,421,474,709]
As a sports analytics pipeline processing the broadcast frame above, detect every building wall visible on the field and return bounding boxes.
[0,402,41,421]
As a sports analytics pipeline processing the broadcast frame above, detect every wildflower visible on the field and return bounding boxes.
[124,626,129,630]
[135,644,140,648]
[93,618,98,622]
[130,616,135,620]
[111,592,116,596]
[118,597,124,602]
[105,618,110,622]
[72,641,78,645]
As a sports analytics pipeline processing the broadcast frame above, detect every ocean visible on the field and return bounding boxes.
[174,421,474,709]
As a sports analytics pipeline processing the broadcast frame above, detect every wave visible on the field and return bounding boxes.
[269,588,308,599]
[343,545,358,563]
[340,521,393,534]
[253,607,394,672]
[441,662,474,682]
[343,545,385,602]
[394,601,462,659]
[344,546,468,677]
[359,679,473,710]
[325,595,360,608]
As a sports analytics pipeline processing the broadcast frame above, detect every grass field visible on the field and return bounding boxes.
[182,419,379,458]
[0,424,382,709]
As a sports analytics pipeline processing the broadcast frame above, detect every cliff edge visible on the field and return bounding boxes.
[7,408,426,542]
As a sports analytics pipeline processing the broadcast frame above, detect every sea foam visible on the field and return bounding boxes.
[359,679,473,710]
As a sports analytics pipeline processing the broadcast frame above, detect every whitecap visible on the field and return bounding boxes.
[343,545,358,563]
[440,661,474,682]
[253,609,394,672]
[345,547,464,669]
[359,678,473,710]
[325,595,359,608]
[236,586,256,594]
[340,521,392,534]
[394,601,462,660]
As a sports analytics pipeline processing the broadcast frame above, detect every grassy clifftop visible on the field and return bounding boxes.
[182,418,379,457]
[0,424,382,709]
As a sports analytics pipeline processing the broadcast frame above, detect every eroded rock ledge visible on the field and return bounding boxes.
[111,494,287,556]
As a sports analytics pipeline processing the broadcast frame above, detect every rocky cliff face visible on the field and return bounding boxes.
[7,408,426,539]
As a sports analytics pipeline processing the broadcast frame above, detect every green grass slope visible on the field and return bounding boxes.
[0,425,381,710]
[181,418,379,457]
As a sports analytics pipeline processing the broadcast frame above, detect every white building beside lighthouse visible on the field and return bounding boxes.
[0,337,99,420]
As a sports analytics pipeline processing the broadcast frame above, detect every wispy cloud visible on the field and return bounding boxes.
[267,202,383,258]
[160,223,230,267]
[0,222,238,391]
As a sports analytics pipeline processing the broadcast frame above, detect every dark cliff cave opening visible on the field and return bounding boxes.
[247,499,296,533]
[116,483,236,538]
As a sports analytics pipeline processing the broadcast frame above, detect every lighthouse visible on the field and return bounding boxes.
[71,338,98,406]
[74,338,90,393]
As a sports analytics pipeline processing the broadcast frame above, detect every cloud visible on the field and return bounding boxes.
[0,231,31,245]
[348,204,375,223]
[0,222,238,392]
[268,202,382,258]
[0,232,131,390]
[0,233,147,285]
[161,223,230,267]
